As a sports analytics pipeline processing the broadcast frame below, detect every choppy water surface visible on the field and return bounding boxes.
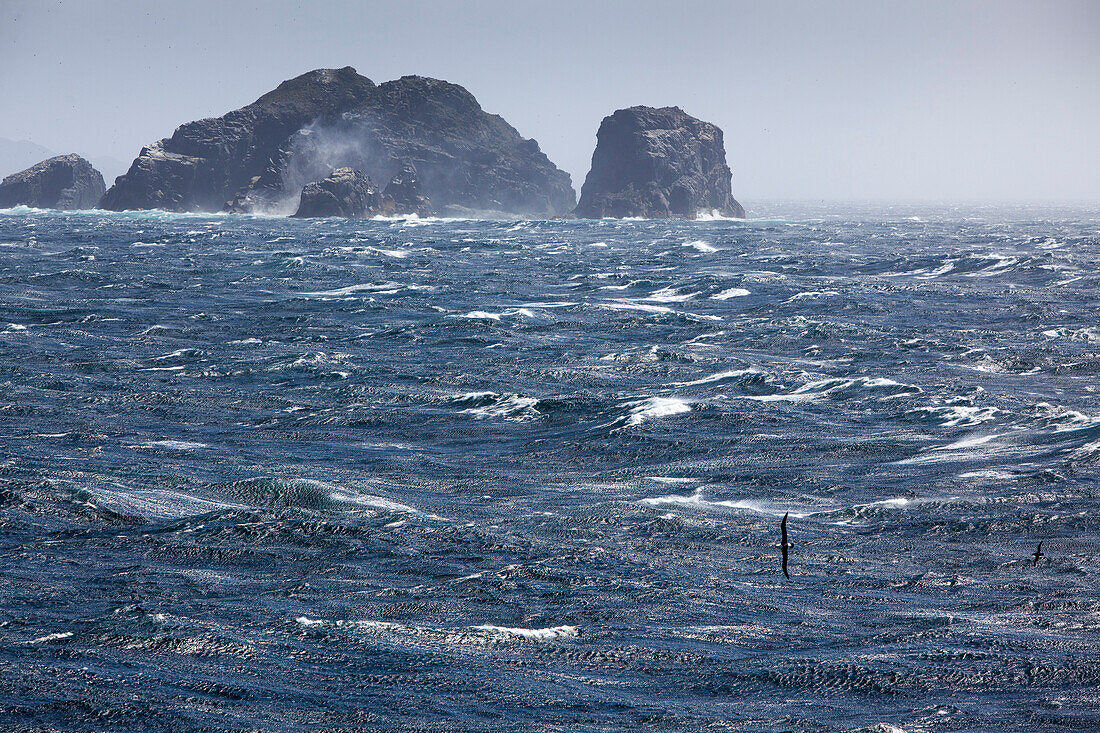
[1,203,1099,731]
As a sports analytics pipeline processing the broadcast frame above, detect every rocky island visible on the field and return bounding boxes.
[574,106,744,219]
[0,154,105,210]
[100,67,575,217]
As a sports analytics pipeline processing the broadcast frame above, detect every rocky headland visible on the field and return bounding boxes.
[101,67,575,217]
[0,154,106,210]
[574,106,744,219]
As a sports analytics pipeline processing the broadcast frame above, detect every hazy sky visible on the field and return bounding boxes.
[2,0,1097,202]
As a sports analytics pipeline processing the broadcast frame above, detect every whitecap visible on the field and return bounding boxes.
[1042,327,1100,342]
[640,491,819,518]
[646,287,699,303]
[912,404,1000,427]
[455,310,502,320]
[624,397,691,426]
[454,392,542,421]
[936,433,1003,451]
[678,368,760,386]
[368,246,411,258]
[787,290,839,301]
[329,490,439,518]
[471,624,578,640]
[603,301,674,315]
[711,287,750,299]
[683,240,718,253]
[301,282,409,298]
[741,376,918,403]
[138,440,208,451]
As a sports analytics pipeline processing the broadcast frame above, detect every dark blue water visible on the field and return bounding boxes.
[1,204,1098,732]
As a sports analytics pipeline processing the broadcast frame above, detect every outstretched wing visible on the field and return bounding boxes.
[781,513,790,579]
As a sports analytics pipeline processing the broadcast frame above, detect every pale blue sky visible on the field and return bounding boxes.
[2,0,1097,201]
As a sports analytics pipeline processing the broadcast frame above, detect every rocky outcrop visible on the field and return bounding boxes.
[292,167,378,218]
[574,106,744,219]
[0,154,106,210]
[102,68,575,217]
[100,67,376,212]
[381,163,432,217]
[292,164,434,219]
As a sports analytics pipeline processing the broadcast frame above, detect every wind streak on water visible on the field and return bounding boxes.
[1,203,1099,732]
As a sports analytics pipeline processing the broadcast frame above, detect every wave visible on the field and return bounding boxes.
[682,240,719,253]
[295,616,577,644]
[299,281,431,298]
[678,368,761,386]
[450,391,542,421]
[133,440,208,451]
[741,376,920,403]
[646,287,699,303]
[711,287,751,299]
[623,397,692,427]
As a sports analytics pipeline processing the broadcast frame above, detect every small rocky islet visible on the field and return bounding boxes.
[2,68,743,220]
[0,154,105,210]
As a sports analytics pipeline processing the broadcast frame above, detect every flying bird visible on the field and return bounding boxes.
[781,512,790,580]
[1032,542,1044,566]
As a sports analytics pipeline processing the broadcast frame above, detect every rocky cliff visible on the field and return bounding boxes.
[574,106,744,219]
[100,67,375,212]
[101,68,575,217]
[0,154,106,210]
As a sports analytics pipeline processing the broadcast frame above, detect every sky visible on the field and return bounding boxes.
[2,0,1097,202]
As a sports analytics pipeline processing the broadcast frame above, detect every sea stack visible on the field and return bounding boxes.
[574,106,745,219]
[292,167,379,218]
[0,154,106,210]
[291,165,433,218]
[101,67,575,217]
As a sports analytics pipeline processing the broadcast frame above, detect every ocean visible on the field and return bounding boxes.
[1,203,1098,731]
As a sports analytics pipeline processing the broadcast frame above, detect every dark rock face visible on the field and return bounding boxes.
[102,68,575,217]
[574,106,744,219]
[292,167,378,218]
[381,163,432,217]
[101,67,375,212]
[292,164,435,219]
[0,154,105,210]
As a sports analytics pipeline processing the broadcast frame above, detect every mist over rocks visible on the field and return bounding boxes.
[100,67,375,212]
[0,154,106,210]
[101,67,575,217]
[233,75,575,217]
[574,106,745,220]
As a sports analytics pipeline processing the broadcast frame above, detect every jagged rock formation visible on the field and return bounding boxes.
[100,68,375,212]
[101,68,574,216]
[381,163,432,217]
[574,106,744,219]
[292,168,378,218]
[0,154,106,210]
[292,164,434,219]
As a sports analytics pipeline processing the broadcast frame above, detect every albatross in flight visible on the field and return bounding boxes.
[781,512,791,580]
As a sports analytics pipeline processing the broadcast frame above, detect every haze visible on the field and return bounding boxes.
[2,0,1097,203]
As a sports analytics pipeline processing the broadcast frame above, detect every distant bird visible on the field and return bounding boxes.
[781,512,791,580]
[1032,542,1044,567]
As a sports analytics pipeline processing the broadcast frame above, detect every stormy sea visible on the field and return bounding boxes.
[1,203,1098,732]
